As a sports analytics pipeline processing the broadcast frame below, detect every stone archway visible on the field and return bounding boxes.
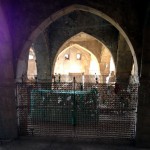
[15,5,139,143]
[53,44,101,83]
[16,4,138,82]
[52,32,115,83]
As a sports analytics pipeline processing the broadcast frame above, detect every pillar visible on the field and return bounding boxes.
[116,33,133,83]
[34,33,51,81]
[0,4,17,139]
[136,2,150,147]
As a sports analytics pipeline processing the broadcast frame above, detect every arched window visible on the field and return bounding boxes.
[27,47,37,80]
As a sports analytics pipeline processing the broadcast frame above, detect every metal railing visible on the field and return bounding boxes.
[16,79,138,144]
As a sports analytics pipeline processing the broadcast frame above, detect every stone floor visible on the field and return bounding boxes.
[0,137,149,150]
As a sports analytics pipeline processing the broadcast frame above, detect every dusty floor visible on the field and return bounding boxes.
[0,137,149,150]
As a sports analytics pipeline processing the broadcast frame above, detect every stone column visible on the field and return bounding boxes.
[116,34,133,83]
[34,33,51,81]
[0,5,17,139]
[136,3,150,147]
[100,46,111,83]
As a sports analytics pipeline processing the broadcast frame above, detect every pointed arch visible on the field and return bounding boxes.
[52,32,115,78]
[16,4,138,81]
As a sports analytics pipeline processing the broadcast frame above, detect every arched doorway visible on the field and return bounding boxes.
[54,44,100,81]
[52,32,116,83]
[16,5,138,144]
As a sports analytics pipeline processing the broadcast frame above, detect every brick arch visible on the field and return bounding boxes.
[16,4,138,81]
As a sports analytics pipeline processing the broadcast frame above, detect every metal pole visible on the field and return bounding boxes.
[73,77,76,137]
